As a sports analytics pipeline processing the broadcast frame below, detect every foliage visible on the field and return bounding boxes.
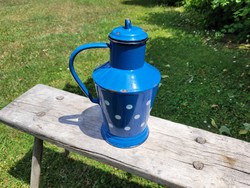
[239,123,250,134]
[184,0,250,42]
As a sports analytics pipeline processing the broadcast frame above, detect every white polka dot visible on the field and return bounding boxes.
[140,122,145,127]
[104,100,110,106]
[108,123,114,128]
[134,114,140,119]
[126,104,133,110]
[146,100,151,106]
[115,115,121,120]
[124,126,131,131]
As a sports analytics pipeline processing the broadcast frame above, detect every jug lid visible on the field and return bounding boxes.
[109,19,148,44]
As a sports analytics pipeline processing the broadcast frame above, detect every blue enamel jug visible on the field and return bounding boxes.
[69,19,161,148]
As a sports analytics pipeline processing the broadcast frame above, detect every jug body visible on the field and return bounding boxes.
[99,89,152,138]
[69,19,161,148]
[93,60,160,148]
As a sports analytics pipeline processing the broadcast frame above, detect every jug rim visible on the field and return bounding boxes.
[108,36,148,45]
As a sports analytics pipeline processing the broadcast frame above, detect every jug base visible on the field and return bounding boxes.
[101,124,149,148]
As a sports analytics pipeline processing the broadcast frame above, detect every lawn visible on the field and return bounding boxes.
[0,0,249,187]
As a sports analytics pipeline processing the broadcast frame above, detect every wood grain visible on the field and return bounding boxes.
[0,84,249,188]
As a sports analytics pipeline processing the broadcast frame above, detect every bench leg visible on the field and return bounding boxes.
[30,137,43,188]
[63,149,70,157]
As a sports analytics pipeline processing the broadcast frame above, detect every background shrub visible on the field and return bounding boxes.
[184,0,250,42]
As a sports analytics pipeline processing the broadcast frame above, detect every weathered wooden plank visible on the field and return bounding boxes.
[30,137,43,188]
[0,84,249,188]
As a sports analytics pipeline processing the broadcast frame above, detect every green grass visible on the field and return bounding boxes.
[0,0,249,187]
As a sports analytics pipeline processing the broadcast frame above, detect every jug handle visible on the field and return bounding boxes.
[69,42,109,104]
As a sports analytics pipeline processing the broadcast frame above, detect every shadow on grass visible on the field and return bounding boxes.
[144,9,204,36]
[9,147,150,188]
[122,0,161,7]
[63,82,83,96]
[63,78,98,99]
[122,0,182,7]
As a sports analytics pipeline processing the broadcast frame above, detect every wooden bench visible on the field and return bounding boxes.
[0,84,249,188]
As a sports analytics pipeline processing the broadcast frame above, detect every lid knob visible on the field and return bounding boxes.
[124,18,132,29]
[108,19,148,43]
